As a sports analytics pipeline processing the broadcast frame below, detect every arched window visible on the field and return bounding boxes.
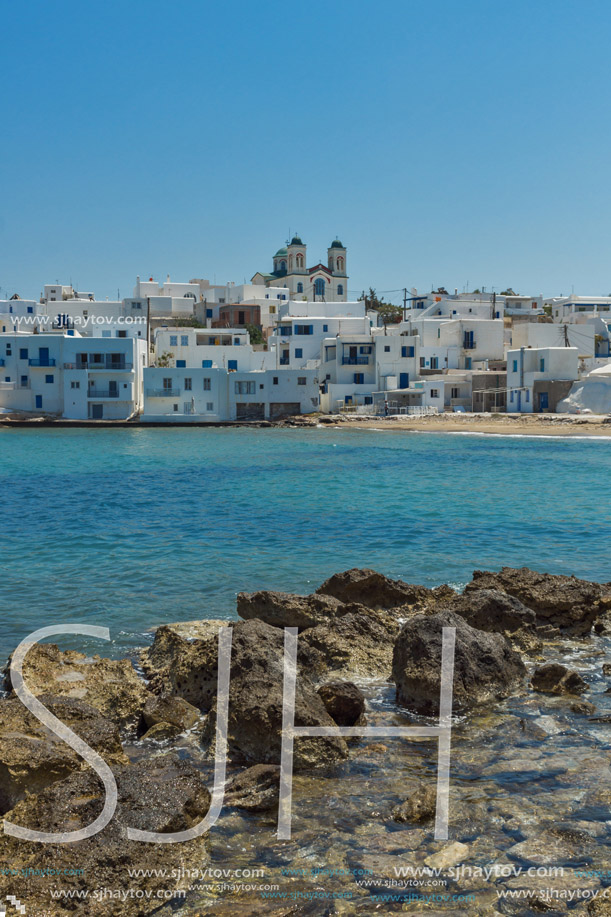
[297,282,303,293]
[337,257,344,272]
[288,256,293,271]
[337,284,344,296]
[296,253,304,268]
[314,278,325,297]
[280,260,286,271]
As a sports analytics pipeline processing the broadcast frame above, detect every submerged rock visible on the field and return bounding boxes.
[317,681,366,727]
[225,764,280,811]
[316,567,431,608]
[392,611,526,715]
[0,694,128,814]
[4,642,148,731]
[392,783,437,823]
[0,755,211,917]
[532,663,588,695]
[237,590,343,629]
[466,566,608,636]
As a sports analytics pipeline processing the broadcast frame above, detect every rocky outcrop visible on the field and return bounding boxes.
[4,642,148,731]
[316,568,431,609]
[301,605,400,679]
[237,590,343,629]
[140,693,200,737]
[201,618,348,769]
[441,589,537,634]
[392,611,526,715]
[392,784,437,823]
[0,694,128,815]
[466,567,609,636]
[141,618,229,688]
[225,764,280,811]
[317,682,366,727]
[531,663,588,695]
[0,755,211,917]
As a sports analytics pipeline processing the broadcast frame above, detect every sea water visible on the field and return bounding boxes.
[0,426,609,660]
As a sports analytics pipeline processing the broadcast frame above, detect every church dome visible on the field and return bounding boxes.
[290,236,303,245]
[274,247,288,257]
[330,239,344,248]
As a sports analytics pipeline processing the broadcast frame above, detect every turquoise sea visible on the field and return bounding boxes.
[0,427,610,661]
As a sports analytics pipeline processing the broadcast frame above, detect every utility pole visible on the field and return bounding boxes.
[563,325,570,347]
[403,287,407,322]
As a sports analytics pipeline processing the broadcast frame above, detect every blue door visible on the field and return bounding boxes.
[38,347,49,366]
[35,395,42,409]
[399,372,409,389]
[517,391,522,412]
[539,392,549,412]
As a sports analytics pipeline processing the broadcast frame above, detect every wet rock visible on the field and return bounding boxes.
[317,682,366,727]
[0,694,128,814]
[225,764,280,811]
[316,567,431,608]
[140,721,180,740]
[0,754,211,917]
[532,663,588,695]
[466,566,607,636]
[424,841,469,869]
[392,784,437,823]
[144,620,230,709]
[570,700,597,715]
[603,663,611,677]
[441,588,537,633]
[201,619,348,769]
[5,642,148,730]
[302,606,400,679]
[141,693,200,732]
[507,828,594,866]
[141,618,229,691]
[237,590,343,629]
[392,611,526,715]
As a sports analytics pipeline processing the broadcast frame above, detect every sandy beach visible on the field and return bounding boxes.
[326,412,611,437]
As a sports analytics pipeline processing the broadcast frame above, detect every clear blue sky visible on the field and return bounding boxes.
[2,0,610,305]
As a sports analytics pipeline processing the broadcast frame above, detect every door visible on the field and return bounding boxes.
[399,373,409,389]
[517,391,522,412]
[38,347,49,366]
[539,391,549,412]
[109,380,118,398]
[91,404,103,419]
[35,395,42,409]
[349,346,357,362]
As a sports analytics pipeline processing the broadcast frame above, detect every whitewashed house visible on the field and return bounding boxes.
[506,346,578,413]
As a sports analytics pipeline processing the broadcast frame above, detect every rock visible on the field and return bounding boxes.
[302,606,400,679]
[0,754,211,917]
[4,642,148,731]
[506,828,594,866]
[140,721,180,740]
[141,618,229,688]
[237,590,343,629]
[0,694,128,815]
[317,682,366,727]
[392,611,526,715]
[466,566,607,635]
[442,588,537,633]
[141,693,200,732]
[531,663,588,695]
[392,784,437,823]
[424,841,470,870]
[316,568,431,608]
[603,663,611,677]
[570,700,596,715]
[225,764,280,811]
[199,619,348,769]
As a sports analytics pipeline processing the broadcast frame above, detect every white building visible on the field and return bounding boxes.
[506,346,578,413]
[252,237,348,302]
[557,363,611,414]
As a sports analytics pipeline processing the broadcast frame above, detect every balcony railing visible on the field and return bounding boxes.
[88,389,121,398]
[0,381,15,390]
[29,358,57,367]
[462,340,476,350]
[342,356,369,365]
[63,361,133,371]
[146,389,181,397]
[279,358,290,366]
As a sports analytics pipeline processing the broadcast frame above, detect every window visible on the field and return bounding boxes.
[384,345,390,353]
[259,383,264,390]
[526,390,530,402]
[238,312,245,326]
[163,378,173,390]
[294,324,313,335]
[364,396,373,405]
[430,357,438,369]
[269,305,276,314]
[181,335,189,346]
[184,378,192,390]
[539,358,545,372]
[71,381,80,389]
[337,284,344,296]
[273,376,278,385]
[234,338,240,345]
[510,391,514,403]
[228,360,237,371]
[206,309,213,318]
[420,357,425,367]
[202,360,212,368]
[203,378,211,390]
[430,389,439,398]
[354,373,364,384]
[323,324,328,332]
[131,301,142,310]
[27,306,33,314]
[173,404,178,412]
[314,278,325,297]
[235,381,255,394]
[295,348,303,359]
[117,330,127,338]
[169,335,178,346]
[279,326,292,337]
[297,282,303,294]
[176,360,186,368]
[6,345,11,355]
[297,377,306,385]
[20,375,28,387]
[451,387,459,398]
[19,348,28,360]
[512,360,518,373]
[206,402,214,411]
[360,346,372,354]
[465,357,472,369]
[45,374,54,384]
[401,346,414,358]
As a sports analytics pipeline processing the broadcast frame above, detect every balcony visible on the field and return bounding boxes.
[279,358,290,366]
[29,358,57,367]
[87,388,121,399]
[342,356,369,365]
[462,340,476,350]
[0,381,15,390]
[63,360,133,371]
[146,389,181,397]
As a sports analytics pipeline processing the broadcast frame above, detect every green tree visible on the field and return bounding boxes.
[246,323,264,346]
[156,351,174,368]
[359,287,402,324]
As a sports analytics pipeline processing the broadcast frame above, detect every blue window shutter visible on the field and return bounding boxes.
[228,360,237,370]
[202,360,212,368]
[176,360,186,368]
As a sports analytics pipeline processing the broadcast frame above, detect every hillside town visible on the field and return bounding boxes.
[1,236,610,422]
